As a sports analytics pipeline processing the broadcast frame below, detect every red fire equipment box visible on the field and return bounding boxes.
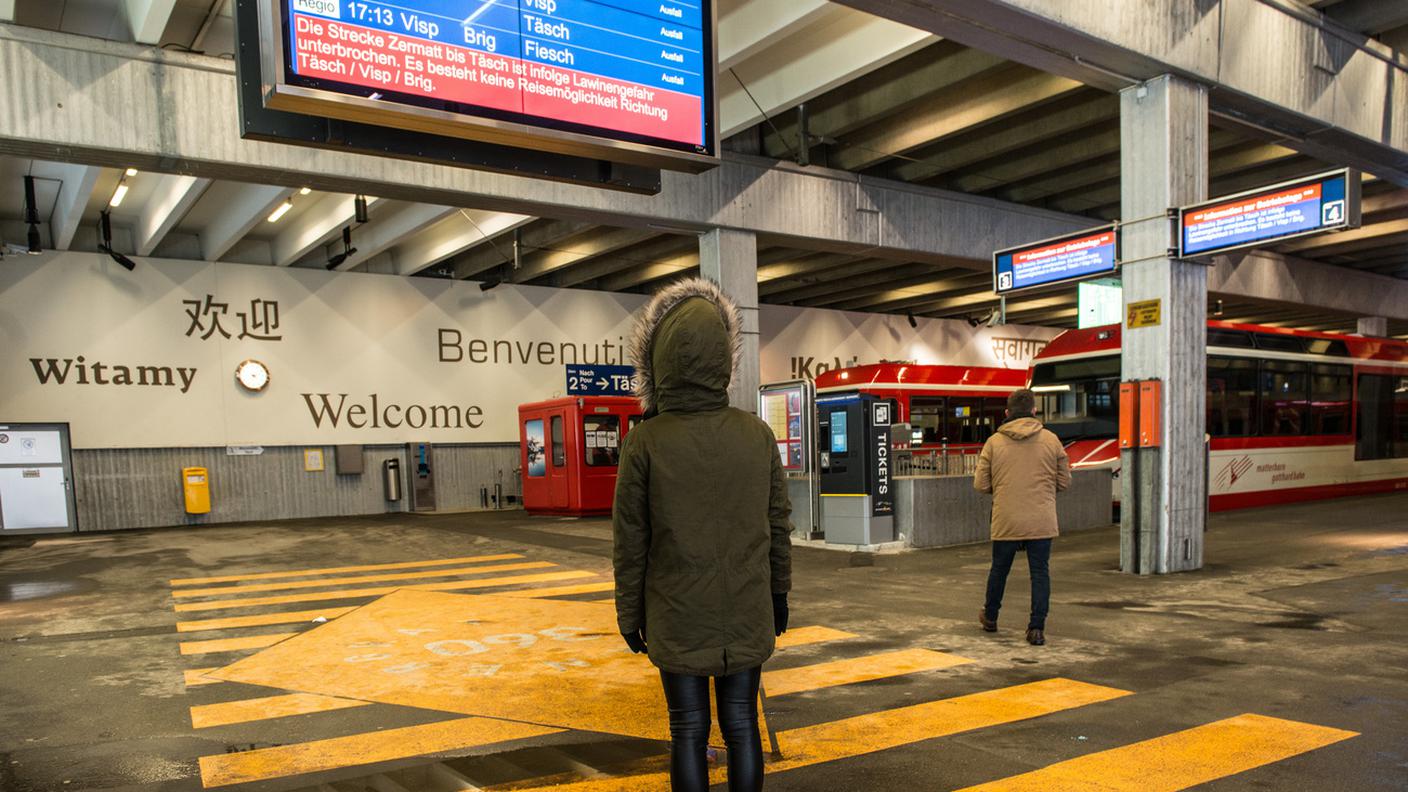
[518,396,644,517]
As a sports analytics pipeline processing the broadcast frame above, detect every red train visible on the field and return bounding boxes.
[1031,321,1408,511]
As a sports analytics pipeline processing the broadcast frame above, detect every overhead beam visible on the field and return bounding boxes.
[718,0,833,71]
[600,252,699,291]
[769,261,932,304]
[831,0,1408,185]
[830,271,991,311]
[271,194,384,267]
[334,202,457,272]
[1325,0,1408,35]
[390,210,533,276]
[552,234,700,287]
[453,219,593,280]
[32,162,101,250]
[1208,250,1408,321]
[122,0,178,44]
[198,183,293,261]
[1276,217,1408,255]
[134,173,210,256]
[509,226,658,284]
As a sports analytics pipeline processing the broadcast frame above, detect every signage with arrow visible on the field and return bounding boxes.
[566,364,637,397]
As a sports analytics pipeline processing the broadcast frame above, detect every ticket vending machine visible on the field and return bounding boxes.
[817,394,894,545]
[407,442,436,512]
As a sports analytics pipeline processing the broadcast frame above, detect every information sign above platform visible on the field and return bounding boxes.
[993,225,1120,296]
[1178,169,1360,258]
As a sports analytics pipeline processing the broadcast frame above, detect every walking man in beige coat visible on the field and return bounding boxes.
[974,388,1071,646]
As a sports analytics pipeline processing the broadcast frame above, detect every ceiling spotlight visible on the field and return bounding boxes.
[23,175,42,254]
[267,200,293,223]
[97,211,136,271]
[906,311,917,329]
[1213,299,1224,317]
[967,315,983,328]
[326,226,357,270]
[354,194,369,224]
[124,168,139,177]
[299,187,312,195]
[479,278,501,292]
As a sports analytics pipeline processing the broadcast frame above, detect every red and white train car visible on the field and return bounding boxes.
[1030,322,1408,511]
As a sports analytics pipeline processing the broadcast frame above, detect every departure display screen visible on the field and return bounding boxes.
[274,0,715,166]
[1179,169,1359,257]
[993,226,1119,296]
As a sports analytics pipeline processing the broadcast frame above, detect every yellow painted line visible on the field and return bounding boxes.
[179,632,298,656]
[190,692,370,729]
[955,713,1358,792]
[176,606,357,633]
[198,716,562,788]
[775,625,857,649]
[504,678,1130,792]
[763,648,974,697]
[500,581,617,599]
[170,553,524,586]
[184,668,222,687]
[172,570,597,612]
[172,561,556,598]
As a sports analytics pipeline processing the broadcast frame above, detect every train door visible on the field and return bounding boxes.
[547,411,570,509]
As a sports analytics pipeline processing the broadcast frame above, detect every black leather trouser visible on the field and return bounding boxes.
[658,665,763,792]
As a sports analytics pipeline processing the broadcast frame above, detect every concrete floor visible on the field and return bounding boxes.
[1,494,1405,791]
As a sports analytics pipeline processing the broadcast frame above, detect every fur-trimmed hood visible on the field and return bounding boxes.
[629,278,742,414]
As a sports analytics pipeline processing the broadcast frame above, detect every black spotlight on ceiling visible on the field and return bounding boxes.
[1213,299,1224,317]
[967,314,983,328]
[354,195,369,224]
[907,311,918,329]
[97,211,136,271]
[326,226,357,270]
[479,278,502,292]
[23,175,42,254]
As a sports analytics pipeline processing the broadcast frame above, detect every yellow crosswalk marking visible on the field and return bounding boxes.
[190,693,370,728]
[775,625,857,649]
[503,678,1130,791]
[175,606,357,633]
[171,561,555,598]
[198,716,562,787]
[179,632,298,655]
[500,582,617,599]
[764,648,974,697]
[169,553,524,586]
[171,570,597,612]
[183,668,222,687]
[955,713,1358,791]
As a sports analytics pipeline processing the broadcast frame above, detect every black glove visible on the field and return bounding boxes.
[622,628,647,654]
[772,593,789,637]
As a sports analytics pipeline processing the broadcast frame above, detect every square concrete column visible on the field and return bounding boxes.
[1358,317,1388,337]
[1119,75,1209,574]
[699,228,760,412]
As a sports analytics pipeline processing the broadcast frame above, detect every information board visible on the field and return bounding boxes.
[760,384,806,471]
[565,364,636,396]
[1179,169,1360,258]
[994,226,1119,296]
[262,0,716,170]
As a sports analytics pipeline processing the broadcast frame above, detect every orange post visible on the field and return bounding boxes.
[1119,382,1140,449]
[1139,380,1162,448]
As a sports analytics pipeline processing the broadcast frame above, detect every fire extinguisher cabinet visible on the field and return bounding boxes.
[518,396,643,517]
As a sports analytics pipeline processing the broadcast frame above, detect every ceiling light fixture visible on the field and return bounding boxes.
[299,187,312,195]
[124,168,139,177]
[108,183,129,208]
[23,175,42,254]
[267,200,293,223]
[354,194,369,224]
[906,311,917,329]
[97,211,136,271]
[326,226,357,270]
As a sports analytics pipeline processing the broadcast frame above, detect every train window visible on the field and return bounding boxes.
[910,397,946,444]
[1259,360,1308,435]
[1397,377,1408,451]
[1356,374,1397,460]
[1254,334,1306,353]
[1305,338,1350,357]
[1309,364,1352,435]
[1207,356,1258,437]
[1033,356,1120,383]
[1207,328,1254,348]
[550,416,566,467]
[583,415,621,467]
[950,398,995,444]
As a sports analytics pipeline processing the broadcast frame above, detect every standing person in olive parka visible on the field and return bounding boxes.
[613,278,793,792]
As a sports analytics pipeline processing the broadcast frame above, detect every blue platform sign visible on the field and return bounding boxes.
[1179,169,1360,258]
[566,364,637,397]
[994,225,1120,296]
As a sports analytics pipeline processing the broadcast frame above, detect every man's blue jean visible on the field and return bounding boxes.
[984,539,1052,631]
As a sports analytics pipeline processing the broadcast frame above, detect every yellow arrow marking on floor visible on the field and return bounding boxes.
[500,582,617,599]
[954,713,1358,791]
[775,625,857,649]
[171,570,597,612]
[190,692,370,728]
[198,716,561,788]
[170,553,525,586]
[176,606,358,633]
[184,668,222,687]
[179,632,299,655]
[763,647,974,697]
[171,561,556,597]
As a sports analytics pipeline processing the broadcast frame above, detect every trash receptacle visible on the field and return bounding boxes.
[183,467,211,514]
[383,458,402,502]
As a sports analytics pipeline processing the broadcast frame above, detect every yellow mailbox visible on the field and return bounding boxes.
[183,467,211,514]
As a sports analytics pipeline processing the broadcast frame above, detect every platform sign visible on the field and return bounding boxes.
[1178,169,1360,258]
[566,364,636,397]
[993,225,1120,296]
[258,0,717,171]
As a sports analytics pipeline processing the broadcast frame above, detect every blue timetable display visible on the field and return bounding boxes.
[994,226,1120,296]
[1179,169,1360,257]
[270,0,716,168]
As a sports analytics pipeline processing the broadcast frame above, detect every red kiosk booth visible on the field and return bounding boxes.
[518,396,644,516]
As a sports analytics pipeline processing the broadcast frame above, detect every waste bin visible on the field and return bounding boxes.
[182,467,211,514]
[383,458,402,502]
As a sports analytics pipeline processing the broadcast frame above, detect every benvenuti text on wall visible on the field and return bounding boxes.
[437,329,630,366]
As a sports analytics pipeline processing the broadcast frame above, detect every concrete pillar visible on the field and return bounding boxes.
[699,228,759,412]
[1358,316,1388,337]
[1119,75,1208,575]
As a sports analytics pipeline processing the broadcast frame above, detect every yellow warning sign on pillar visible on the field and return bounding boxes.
[1126,299,1162,329]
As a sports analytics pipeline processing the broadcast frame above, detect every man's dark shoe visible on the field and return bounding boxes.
[979,611,997,633]
[1026,628,1045,646]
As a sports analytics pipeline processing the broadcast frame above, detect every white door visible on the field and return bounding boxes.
[0,425,76,533]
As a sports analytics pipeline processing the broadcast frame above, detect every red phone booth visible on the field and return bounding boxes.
[518,396,644,516]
